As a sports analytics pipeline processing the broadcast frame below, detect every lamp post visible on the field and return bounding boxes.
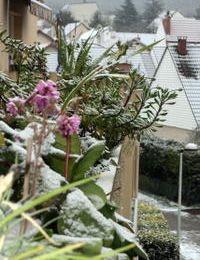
[177,143,198,255]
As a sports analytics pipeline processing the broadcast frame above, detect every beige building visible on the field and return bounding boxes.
[64,22,89,41]
[62,1,98,25]
[0,0,52,73]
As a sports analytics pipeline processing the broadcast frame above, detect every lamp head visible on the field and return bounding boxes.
[184,143,198,151]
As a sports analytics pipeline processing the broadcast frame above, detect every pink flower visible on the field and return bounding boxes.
[32,94,48,113]
[6,101,18,116]
[35,80,60,101]
[31,80,60,114]
[6,97,25,116]
[57,114,80,137]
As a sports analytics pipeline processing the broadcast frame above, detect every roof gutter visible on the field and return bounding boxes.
[29,0,52,23]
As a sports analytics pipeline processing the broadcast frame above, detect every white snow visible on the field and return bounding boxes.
[111,220,136,243]
[31,0,52,11]
[39,164,65,193]
[52,234,102,251]
[0,121,17,136]
[81,132,105,152]
[181,232,200,260]
[97,146,121,195]
[139,192,179,212]
[60,189,114,241]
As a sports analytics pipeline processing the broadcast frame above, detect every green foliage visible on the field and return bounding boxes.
[57,189,114,246]
[113,0,141,32]
[0,31,48,84]
[81,70,179,149]
[71,141,105,182]
[138,202,179,260]
[140,135,200,205]
[0,31,48,112]
[55,28,179,150]
[52,235,103,256]
[79,181,107,209]
[0,73,19,110]
[43,133,81,176]
[112,221,148,259]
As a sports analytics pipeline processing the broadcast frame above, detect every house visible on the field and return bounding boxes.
[0,0,52,73]
[64,22,89,41]
[155,11,200,46]
[37,29,54,45]
[151,39,200,142]
[61,1,99,25]
[79,27,157,48]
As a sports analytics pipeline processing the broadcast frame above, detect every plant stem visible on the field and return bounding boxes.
[20,138,33,235]
[65,135,70,181]
[32,119,47,196]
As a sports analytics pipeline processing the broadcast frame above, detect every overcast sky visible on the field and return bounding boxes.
[45,0,199,17]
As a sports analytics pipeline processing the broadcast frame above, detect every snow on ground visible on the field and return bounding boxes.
[181,231,200,260]
[96,146,121,195]
[139,191,178,212]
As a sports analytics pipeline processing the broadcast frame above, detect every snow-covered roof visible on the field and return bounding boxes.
[42,28,51,35]
[64,22,81,36]
[111,32,156,47]
[30,0,52,22]
[80,29,156,48]
[152,11,184,28]
[169,43,200,125]
[79,29,98,41]
[31,0,52,11]
[151,46,166,66]
[167,18,200,42]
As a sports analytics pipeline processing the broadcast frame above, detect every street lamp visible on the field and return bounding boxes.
[178,143,198,254]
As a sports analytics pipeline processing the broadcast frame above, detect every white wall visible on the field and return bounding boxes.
[152,49,197,131]
[69,3,98,25]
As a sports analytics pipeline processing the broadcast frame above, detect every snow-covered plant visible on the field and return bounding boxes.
[55,26,179,150]
[57,114,80,180]
[2,79,81,195]
[80,69,179,149]
[0,31,48,111]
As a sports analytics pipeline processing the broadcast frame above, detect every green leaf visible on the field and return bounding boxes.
[79,181,107,210]
[134,39,164,55]
[45,134,81,176]
[43,153,66,176]
[0,176,99,229]
[0,132,5,147]
[99,200,117,219]
[112,221,148,260]
[71,141,105,182]
[54,133,81,155]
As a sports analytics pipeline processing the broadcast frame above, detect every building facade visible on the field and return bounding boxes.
[0,0,51,73]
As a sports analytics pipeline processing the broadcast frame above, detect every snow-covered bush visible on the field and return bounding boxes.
[140,135,200,205]
[138,202,179,260]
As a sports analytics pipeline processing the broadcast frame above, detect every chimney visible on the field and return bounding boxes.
[163,13,171,35]
[177,38,187,55]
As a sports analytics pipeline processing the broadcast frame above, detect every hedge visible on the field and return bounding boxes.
[137,202,179,260]
[140,135,200,205]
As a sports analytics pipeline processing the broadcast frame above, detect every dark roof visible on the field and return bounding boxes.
[169,43,200,126]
